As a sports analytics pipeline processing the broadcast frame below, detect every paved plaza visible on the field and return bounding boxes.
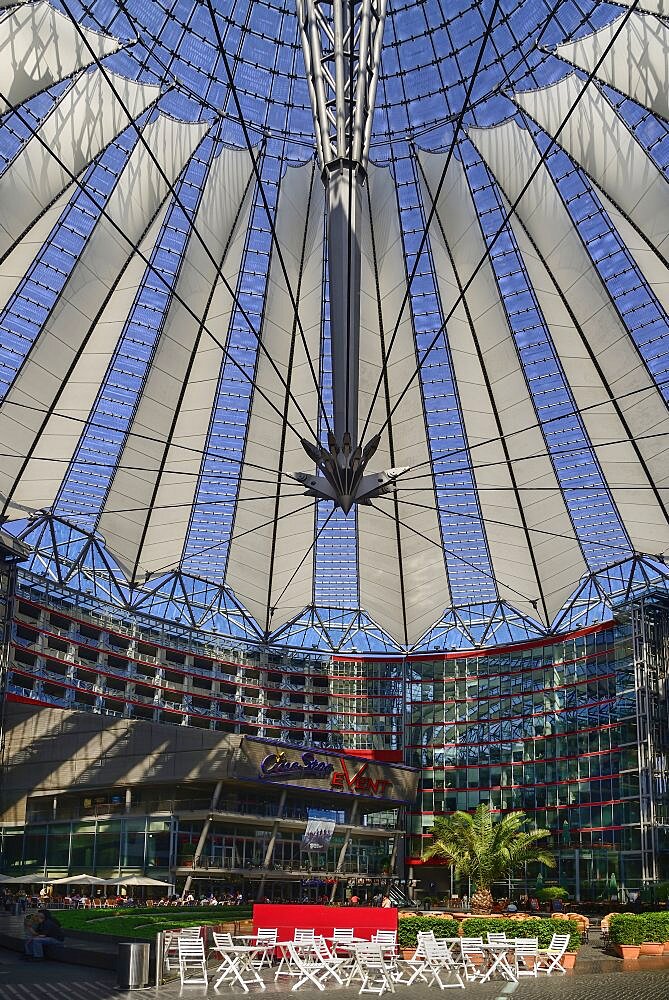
[2,941,669,1000]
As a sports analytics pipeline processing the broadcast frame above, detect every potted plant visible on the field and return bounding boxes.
[609,914,642,960]
[639,914,664,956]
[421,805,555,915]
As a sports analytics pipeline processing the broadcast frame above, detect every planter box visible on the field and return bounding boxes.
[401,948,415,960]
[616,945,640,960]
[640,943,663,956]
[663,942,669,956]
[560,953,576,970]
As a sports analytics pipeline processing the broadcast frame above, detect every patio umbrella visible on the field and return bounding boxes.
[49,873,108,885]
[112,875,172,887]
[4,875,48,884]
[535,872,544,892]
[0,874,19,883]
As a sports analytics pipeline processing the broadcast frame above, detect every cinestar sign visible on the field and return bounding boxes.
[260,750,333,780]
[259,750,392,796]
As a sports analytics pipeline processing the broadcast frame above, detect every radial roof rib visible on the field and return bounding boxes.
[513,75,668,264]
[0,69,161,263]
[553,12,669,122]
[418,151,587,626]
[225,161,323,634]
[98,146,254,584]
[0,1,121,113]
[470,121,669,557]
[0,114,206,520]
[357,163,450,646]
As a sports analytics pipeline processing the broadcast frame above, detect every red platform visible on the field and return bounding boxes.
[252,903,397,942]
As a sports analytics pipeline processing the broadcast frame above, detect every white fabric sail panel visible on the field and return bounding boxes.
[0,114,206,519]
[554,13,669,122]
[99,146,254,582]
[418,150,587,625]
[0,1,120,113]
[225,162,323,632]
[596,186,669,319]
[0,180,75,316]
[4,200,171,511]
[0,69,160,261]
[513,75,669,261]
[470,121,669,555]
[357,163,450,646]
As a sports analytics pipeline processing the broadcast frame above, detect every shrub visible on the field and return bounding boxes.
[398,916,459,948]
[536,887,569,903]
[609,914,644,946]
[640,912,669,943]
[461,917,581,953]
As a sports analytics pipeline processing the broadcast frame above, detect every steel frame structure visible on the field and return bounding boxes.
[5,512,668,655]
[295,0,397,511]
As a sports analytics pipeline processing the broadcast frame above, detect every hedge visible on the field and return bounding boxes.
[609,914,645,946]
[609,912,669,945]
[56,906,252,937]
[462,917,581,953]
[398,916,460,948]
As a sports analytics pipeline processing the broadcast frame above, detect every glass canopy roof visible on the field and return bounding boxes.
[1,0,668,651]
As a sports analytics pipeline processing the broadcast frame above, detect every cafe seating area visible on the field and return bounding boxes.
[167,922,573,995]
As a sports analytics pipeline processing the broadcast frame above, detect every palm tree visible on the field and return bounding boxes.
[421,803,556,914]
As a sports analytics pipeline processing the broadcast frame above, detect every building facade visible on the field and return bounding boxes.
[1,564,668,901]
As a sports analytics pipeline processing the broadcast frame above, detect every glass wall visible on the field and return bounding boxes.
[0,816,175,877]
[404,622,653,898]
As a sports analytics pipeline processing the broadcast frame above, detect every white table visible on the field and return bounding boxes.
[477,942,518,983]
[213,943,274,992]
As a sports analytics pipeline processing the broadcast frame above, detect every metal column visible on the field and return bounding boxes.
[182,779,223,897]
[329,799,359,901]
[294,0,399,512]
[256,789,287,902]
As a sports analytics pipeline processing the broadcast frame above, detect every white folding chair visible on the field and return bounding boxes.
[212,930,234,953]
[212,933,266,993]
[537,933,570,975]
[294,928,316,944]
[424,937,465,990]
[371,930,398,973]
[313,937,348,984]
[167,926,201,972]
[348,942,395,995]
[282,940,340,992]
[372,930,397,945]
[514,938,538,978]
[178,936,208,986]
[486,932,508,945]
[394,931,433,986]
[275,930,316,980]
[332,928,355,953]
[252,928,278,970]
[460,937,485,982]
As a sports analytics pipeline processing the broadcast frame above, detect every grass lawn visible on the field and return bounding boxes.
[56,906,252,939]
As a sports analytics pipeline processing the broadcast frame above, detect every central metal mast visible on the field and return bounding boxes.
[295,0,402,514]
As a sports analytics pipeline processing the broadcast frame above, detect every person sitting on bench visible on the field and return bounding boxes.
[24,909,64,960]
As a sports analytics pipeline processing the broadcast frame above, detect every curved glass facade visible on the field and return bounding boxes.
[2,561,668,897]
